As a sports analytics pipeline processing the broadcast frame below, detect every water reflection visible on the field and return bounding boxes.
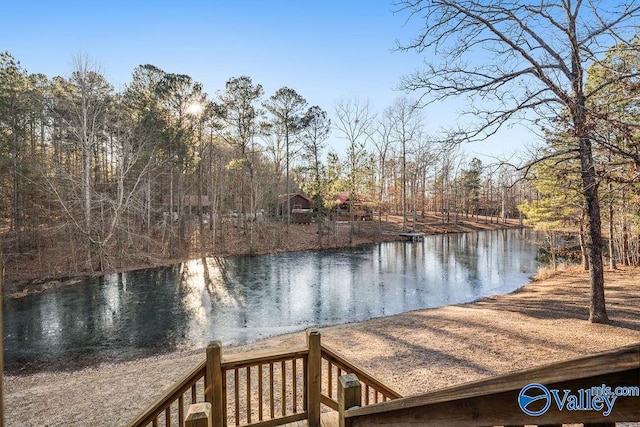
[3,229,538,372]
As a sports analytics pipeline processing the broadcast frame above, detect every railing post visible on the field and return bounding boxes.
[307,329,321,427]
[206,341,224,427]
[338,374,361,427]
[185,402,212,427]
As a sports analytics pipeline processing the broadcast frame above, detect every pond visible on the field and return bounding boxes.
[3,228,538,372]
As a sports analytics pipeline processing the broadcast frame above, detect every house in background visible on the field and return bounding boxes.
[329,192,373,222]
[278,193,312,223]
[330,192,351,221]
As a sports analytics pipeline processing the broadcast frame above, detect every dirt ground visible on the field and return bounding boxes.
[4,265,640,426]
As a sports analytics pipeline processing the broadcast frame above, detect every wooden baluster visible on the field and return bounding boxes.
[246,366,251,423]
[328,363,333,398]
[191,384,197,403]
[269,362,275,419]
[303,356,308,411]
[165,407,171,427]
[222,371,227,426]
[258,364,264,421]
[365,384,370,405]
[178,395,185,426]
[281,360,287,416]
[234,368,240,426]
[292,358,298,413]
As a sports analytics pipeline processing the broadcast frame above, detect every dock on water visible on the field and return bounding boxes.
[399,232,425,242]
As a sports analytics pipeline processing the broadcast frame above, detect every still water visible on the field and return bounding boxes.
[3,229,538,372]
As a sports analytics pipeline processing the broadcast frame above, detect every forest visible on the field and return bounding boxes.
[0,36,639,283]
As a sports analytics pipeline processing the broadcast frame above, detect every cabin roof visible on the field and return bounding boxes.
[278,193,311,203]
[334,192,350,204]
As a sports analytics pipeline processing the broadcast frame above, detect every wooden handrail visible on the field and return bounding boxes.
[343,343,640,427]
[322,344,402,410]
[127,360,207,427]
[221,346,308,370]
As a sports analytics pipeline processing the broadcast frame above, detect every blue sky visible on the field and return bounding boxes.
[1,0,535,161]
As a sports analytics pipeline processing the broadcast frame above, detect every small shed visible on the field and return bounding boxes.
[330,192,351,221]
[329,192,373,221]
[279,193,312,223]
[279,193,311,213]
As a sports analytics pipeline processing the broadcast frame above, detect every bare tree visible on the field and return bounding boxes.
[334,97,376,242]
[394,0,640,323]
[51,55,112,269]
[387,97,423,230]
[412,132,435,218]
[373,108,395,231]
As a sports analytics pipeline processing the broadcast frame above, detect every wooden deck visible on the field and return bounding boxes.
[282,412,338,427]
[343,343,640,426]
[128,331,638,427]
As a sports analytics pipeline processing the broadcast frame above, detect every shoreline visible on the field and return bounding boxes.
[4,265,640,426]
[2,214,524,297]
[2,217,529,298]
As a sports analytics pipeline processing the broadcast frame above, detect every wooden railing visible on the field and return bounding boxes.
[320,344,401,411]
[219,342,311,426]
[128,330,401,427]
[338,343,640,427]
[127,361,208,427]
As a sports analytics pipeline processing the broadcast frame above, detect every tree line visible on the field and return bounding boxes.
[0,52,528,278]
[519,35,640,271]
[394,0,640,323]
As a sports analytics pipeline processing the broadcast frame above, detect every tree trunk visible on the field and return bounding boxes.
[579,217,589,271]
[622,215,630,266]
[402,141,407,231]
[145,173,151,252]
[169,167,174,256]
[577,134,608,323]
[608,182,616,270]
[198,160,205,253]
[549,231,557,270]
